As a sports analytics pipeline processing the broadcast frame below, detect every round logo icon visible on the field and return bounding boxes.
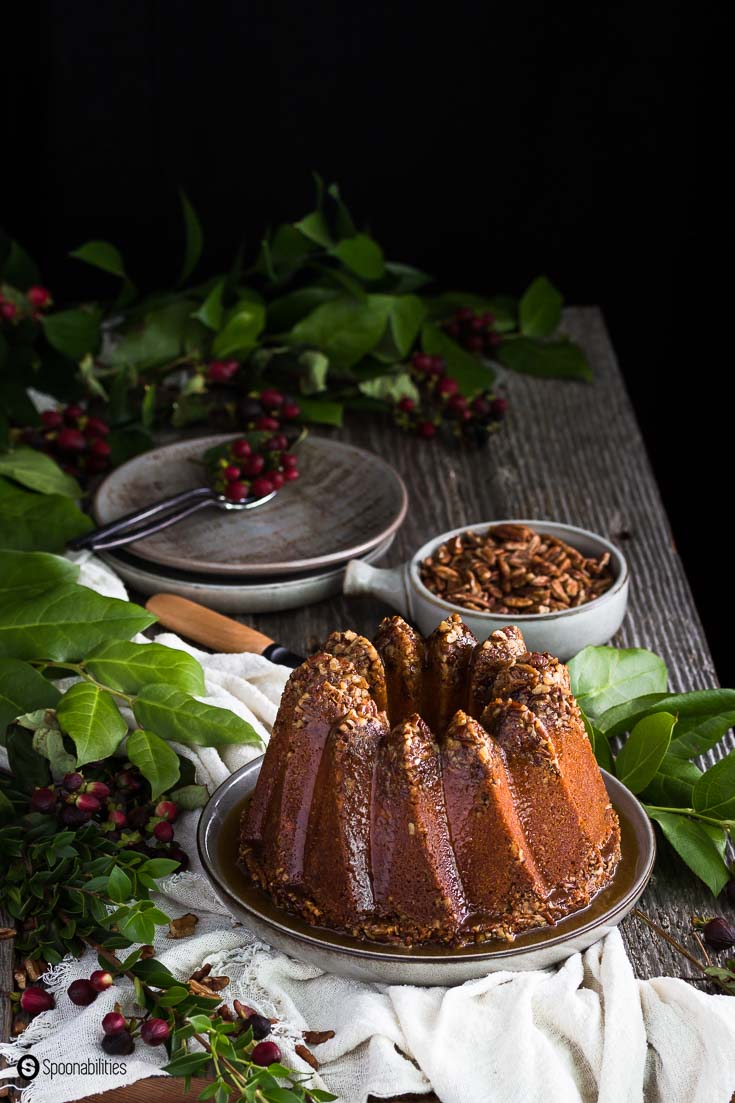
[17,1054,40,1080]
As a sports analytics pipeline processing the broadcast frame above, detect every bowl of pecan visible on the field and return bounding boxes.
[344,520,629,659]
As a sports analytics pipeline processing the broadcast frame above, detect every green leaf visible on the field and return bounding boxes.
[191,279,225,331]
[0,583,155,661]
[614,712,676,794]
[498,337,592,381]
[126,729,181,800]
[134,684,262,749]
[692,752,735,819]
[110,301,196,372]
[646,809,730,896]
[132,957,179,988]
[5,727,51,791]
[107,865,133,903]
[298,349,329,394]
[85,640,205,696]
[595,689,735,757]
[294,211,332,248]
[141,857,180,878]
[41,307,102,360]
[581,712,613,773]
[2,239,40,288]
[70,241,126,279]
[57,682,128,766]
[421,321,494,396]
[289,296,390,370]
[0,549,78,597]
[178,190,204,285]
[0,447,81,497]
[297,397,344,426]
[0,479,92,552]
[211,300,265,358]
[333,233,385,279]
[169,784,208,810]
[0,659,60,735]
[266,287,339,332]
[568,646,668,718]
[641,755,702,807]
[388,294,426,357]
[358,372,419,404]
[157,985,190,1007]
[118,908,156,945]
[32,722,76,780]
[383,262,432,293]
[518,276,563,337]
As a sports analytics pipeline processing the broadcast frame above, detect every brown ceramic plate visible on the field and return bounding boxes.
[93,435,408,577]
[197,760,656,986]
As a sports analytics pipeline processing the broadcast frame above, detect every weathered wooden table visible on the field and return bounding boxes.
[2,307,731,1101]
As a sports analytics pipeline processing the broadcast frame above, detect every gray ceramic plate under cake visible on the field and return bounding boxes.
[198,759,655,986]
[93,435,408,577]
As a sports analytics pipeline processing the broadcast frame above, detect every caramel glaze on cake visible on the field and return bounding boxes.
[240,616,621,947]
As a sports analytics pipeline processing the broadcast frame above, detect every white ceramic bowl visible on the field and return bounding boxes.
[344,519,629,659]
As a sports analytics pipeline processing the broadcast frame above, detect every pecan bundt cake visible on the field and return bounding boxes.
[240,615,621,946]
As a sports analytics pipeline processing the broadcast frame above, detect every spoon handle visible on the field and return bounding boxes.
[69,486,215,552]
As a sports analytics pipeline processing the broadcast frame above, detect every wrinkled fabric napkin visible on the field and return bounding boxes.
[2,553,735,1103]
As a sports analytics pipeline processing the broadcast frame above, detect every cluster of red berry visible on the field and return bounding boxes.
[208,393,302,502]
[18,404,112,478]
[236,386,302,428]
[0,284,53,323]
[395,352,508,443]
[442,305,502,355]
[29,765,187,869]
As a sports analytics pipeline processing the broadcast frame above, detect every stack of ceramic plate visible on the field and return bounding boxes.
[93,435,408,613]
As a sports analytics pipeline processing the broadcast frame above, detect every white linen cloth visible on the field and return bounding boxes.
[2,553,735,1103]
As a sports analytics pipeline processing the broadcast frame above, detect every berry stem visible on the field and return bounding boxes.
[645,805,735,829]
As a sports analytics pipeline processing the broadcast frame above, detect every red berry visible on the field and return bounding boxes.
[470,315,486,332]
[223,465,241,481]
[249,1014,272,1040]
[265,434,288,452]
[140,1018,170,1046]
[429,356,446,376]
[30,787,57,813]
[63,772,85,792]
[411,353,433,373]
[155,800,178,823]
[68,979,97,1006]
[281,401,301,420]
[116,769,141,791]
[254,416,280,432]
[282,467,300,482]
[0,302,18,320]
[241,454,265,477]
[41,409,63,429]
[281,453,298,470]
[56,427,86,453]
[471,396,492,417]
[448,394,468,413]
[259,388,284,409]
[64,404,84,424]
[270,471,285,490]
[85,780,110,799]
[102,1030,135,1055]
[89,438,111,458]
[102,1011,128,1036]
[455,306,475,321]
[703,917,735,950]
[21,987,55,1015]
[27,285,52,309]
[153,821,174,843]
[225,481,249,502]
[466,335,484,353]
[61,805,91,827]
[398,397,415,413]
[207,360,239,383]
[89,970,114,992]
[480,311,495,326]
[84,417,110,438]
[251,1041,281,1066]
[436,377,458,398]
[108,810,127,828]
[417,421,437,439]
[231,439,251,459]
[251,476,274,498]
[76,793,101,814]
[489,397,508,419]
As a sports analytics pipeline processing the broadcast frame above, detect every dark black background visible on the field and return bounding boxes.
[2,2,727,678]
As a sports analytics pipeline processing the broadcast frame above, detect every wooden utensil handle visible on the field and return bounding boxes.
[146,594,275,654]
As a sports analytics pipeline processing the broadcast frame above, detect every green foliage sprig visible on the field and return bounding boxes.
[569,646,735,896]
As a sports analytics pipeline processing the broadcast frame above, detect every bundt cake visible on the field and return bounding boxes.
[240,615,621,946]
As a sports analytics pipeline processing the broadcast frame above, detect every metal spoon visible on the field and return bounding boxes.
[68,485,276,554]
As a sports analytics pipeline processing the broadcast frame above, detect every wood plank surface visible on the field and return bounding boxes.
[2,306,731,1102]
